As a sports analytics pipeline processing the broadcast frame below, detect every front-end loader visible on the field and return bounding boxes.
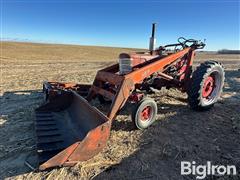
[33,24,225,170]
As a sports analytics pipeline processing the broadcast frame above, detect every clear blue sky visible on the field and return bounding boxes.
[1,0,240,50]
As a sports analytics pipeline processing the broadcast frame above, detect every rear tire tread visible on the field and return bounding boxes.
[187,61,224,110]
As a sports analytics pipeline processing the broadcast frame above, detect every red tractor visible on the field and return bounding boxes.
[33,24,225,170]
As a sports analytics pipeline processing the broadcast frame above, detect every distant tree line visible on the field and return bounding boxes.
[217,49,240,54]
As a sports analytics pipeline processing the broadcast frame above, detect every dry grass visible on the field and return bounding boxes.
[1,41,144,63]
[0,42,240,180]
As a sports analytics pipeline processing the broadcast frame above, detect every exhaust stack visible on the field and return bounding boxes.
[149,23,156,53]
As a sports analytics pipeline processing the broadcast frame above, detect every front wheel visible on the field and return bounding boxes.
[187,61,225,110]
[131,98,158,130]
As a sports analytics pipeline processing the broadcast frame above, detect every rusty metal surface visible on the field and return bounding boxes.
[126,47,191,83]
[43,82,91,99]
[96,71,124,85]
[91,85,115,100]
[36,90,110,170]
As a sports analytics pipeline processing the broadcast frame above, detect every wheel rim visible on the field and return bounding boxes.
[202,75,214,98]
[140,106,152,121]
[202,71,222,105]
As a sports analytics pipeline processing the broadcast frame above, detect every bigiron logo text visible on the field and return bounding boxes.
[181,161,237,179]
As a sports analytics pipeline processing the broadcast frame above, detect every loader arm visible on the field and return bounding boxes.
[125,47,191,83]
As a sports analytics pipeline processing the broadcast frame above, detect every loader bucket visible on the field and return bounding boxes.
[35,90,111,170]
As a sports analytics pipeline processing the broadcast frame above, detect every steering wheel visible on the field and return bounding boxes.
[177,37,205,49]
[178,37,197,48]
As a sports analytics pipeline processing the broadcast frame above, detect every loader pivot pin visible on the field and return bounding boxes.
[141,106,152,121]
[202,75,214,98]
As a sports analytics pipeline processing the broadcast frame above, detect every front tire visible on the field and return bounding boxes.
[131,98,158,130]
[187,61,225,110]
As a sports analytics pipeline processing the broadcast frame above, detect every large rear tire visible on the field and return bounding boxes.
[187,61,225,110]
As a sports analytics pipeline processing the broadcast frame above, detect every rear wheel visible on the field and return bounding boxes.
[187,61,225,110]
[131,98,158,129]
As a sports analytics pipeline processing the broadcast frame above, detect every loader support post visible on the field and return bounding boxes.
[107,78,134,120]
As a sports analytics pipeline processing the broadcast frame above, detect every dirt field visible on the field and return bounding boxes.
[0,42,240,180]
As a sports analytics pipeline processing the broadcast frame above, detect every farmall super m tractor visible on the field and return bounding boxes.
[33,24,224,170]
